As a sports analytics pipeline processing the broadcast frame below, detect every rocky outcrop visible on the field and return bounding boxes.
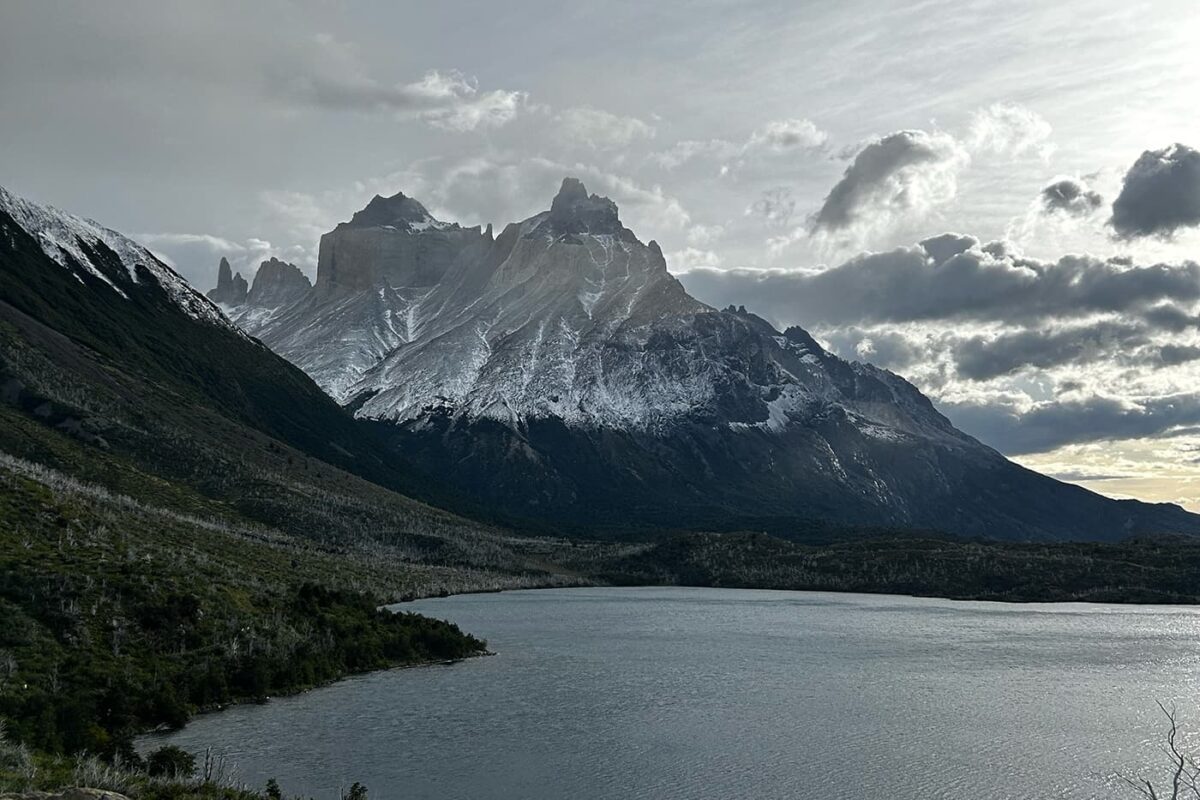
[247,257,311,308]
[206,256,247,305]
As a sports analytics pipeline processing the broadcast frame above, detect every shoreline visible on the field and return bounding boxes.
[136,650,497,745]
[140,582,1200,747]
[396,578,1200,608]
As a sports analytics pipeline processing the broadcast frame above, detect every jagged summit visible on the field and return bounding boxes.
[305,190,485,294]
[542,177,621,235]
[247,257,310,308]
[343,191,450,232]
[208,256,248,305]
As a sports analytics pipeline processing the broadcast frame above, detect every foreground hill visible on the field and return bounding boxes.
[0,184,607,771]
[221,178,1200,541]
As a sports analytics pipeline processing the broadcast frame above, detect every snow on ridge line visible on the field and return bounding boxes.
[0,185,238,332]
[407,216,452,232]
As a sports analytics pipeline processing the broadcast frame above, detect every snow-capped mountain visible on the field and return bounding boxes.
[0,185,232,329]
[216,179,1200,540]
[0,182,440,500]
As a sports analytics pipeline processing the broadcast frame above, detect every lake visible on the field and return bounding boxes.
[141,587,1200,799]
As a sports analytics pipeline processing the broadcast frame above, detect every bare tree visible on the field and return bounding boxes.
[0,649,16,691]
[1122,703,1200,800]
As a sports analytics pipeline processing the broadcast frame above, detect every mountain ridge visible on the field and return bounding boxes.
[211,177,1200,542]
[0,181,545,550]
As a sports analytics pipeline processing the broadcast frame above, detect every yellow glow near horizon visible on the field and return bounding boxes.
[1014,437,1200,513]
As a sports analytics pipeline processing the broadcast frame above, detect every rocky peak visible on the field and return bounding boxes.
[207,257,248,305]
[343,191,444,231]
[542,178,621,235]
[315,192,487,294]
[247,257,312,308]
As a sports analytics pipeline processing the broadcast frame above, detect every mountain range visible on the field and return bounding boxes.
[209,178,1200,541]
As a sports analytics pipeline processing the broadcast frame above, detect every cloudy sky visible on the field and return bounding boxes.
[3,0,1200,509]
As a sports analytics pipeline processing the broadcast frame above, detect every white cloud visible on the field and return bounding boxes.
[686,223,724,247]
[257,189,334,260]
[136,232,247,253]
[650,117,827,171]
[650,139,740,170]
[746,118,828,152]
[967,103,1054,159]
[420,84,527,132]
[280,39,530,132]
[667,247,722,271]
[555,107,656,150]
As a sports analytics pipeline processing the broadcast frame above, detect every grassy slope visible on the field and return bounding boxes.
[0,451,487,751]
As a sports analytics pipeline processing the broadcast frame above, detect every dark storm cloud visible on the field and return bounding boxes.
[952,322,1148,381]
[679,236,1200,328]
[1040,178,1103,216]
[1139,303,1200,332]
[916,232,976,264]
[809,130,964,233]
[818,328,925,371]
[1159,344,1200,366]
[1110,143,1200,239]
[942,393,1200,455]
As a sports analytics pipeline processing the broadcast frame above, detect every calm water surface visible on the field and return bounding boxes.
[142,587,1200,800]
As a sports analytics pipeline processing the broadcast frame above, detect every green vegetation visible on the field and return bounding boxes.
[595,530,1200,603]
[0,455,485,768]
[145,747,195,779]
[1,722,344,799]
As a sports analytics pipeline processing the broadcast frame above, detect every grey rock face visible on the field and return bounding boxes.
[314,192,487,294]
[247,257,311,308]
[206,256,247,305]
[221,177,1200,541]
[344,191,439,229]
[545,177,622,235]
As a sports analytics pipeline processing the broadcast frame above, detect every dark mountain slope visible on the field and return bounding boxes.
[0,184,593,579]
[0,190,393,480]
